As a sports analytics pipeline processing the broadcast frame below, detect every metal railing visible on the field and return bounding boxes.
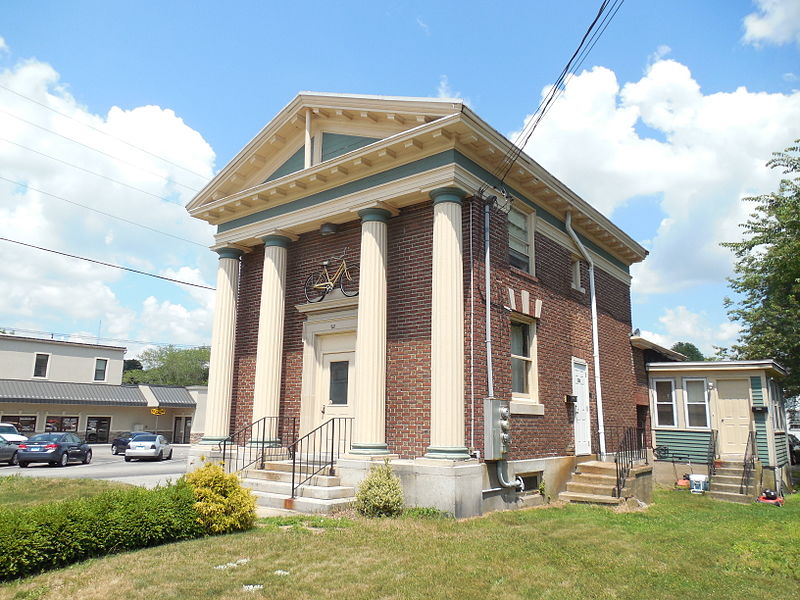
[594,425,649,465]
[221,416,299,474]
[706,429,719,484]
[288,417,353,498]
[740,430,756,495]
[613,427,648,497]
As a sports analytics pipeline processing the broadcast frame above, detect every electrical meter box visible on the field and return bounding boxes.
[484,398,511,461]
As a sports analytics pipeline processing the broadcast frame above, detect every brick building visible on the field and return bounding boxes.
[186,93,651,516]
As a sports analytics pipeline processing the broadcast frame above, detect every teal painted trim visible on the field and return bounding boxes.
[424,445,471,459]
[653,429,713,463]
[430,186,467,205]
[322,132,379,162]
[774,431,789,467]
[198,436,228,446]
[262,234,292,248]
[265,146,305,183]
[754,412,770,465]
[349,442,390,455]
[358,208,392,223]
[215,248,243,260]
[750,376,764,406]
[219,150,457,233]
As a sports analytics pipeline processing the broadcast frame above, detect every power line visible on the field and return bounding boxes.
[0,81,212,181]
[0,237,215,290]
[0,326,206,349]
[0,106,202,193]
[0,175,207,247]
[0,137,183,203]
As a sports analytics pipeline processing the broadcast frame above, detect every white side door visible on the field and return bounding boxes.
[572,358,591,455]
[716,379,752,458]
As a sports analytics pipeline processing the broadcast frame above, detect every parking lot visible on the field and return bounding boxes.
[0,444,190,488]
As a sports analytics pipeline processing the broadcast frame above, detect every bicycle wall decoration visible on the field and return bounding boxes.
[304,247,359,303]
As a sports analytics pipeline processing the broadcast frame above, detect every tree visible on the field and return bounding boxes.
[123,359,143,372]
[671,341,705,362]
[722,140,800,396]
[122,345,210,386]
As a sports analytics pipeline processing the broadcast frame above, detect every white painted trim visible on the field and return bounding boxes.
[650,377,678,429]
[92,357,109,382]
[32,352,51,379]
[682,377,711,430]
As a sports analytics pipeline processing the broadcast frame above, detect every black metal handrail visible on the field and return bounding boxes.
[221,416,299,474]
[595,425,649,465]
[288,417,353,498]
[613,427,648,497]
[740,430,756,495]
[706,429,719,484]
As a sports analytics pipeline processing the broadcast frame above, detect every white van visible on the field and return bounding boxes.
[0,423,28,444]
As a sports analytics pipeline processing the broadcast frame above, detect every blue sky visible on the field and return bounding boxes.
[1,0,799,357]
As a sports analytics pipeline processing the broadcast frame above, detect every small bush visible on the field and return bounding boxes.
[184,463,256,533]
[354,459,404,518]
[0,482,202,581]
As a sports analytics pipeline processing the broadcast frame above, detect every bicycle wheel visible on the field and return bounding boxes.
[304,274,327,303]
[340,266,359,297]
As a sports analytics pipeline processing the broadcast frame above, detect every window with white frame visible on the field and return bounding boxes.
[770,379,786,431]
[511,320,538,401]
[94,358,108,382]
[33,353,49,378]
[684,378,709,428]
[654,379,676,427]
[508,205,535,275]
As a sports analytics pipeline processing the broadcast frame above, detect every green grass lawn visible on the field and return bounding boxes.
[1,485,798,600]
[0,476,132,508]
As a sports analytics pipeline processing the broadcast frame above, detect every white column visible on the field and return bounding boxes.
[201,248,243,443]
[350,208,391,455]
[251,235,291,435]
[426,187,470,459]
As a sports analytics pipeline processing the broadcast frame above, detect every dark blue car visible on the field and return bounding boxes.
[18,432,92,468]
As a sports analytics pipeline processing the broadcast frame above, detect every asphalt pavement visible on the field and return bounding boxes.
[0,444,191,488]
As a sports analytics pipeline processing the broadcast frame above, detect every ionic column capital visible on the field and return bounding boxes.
[214,247,244,260]
[430,187,468,205]
[261,234,293,248]
[358,207,393,223]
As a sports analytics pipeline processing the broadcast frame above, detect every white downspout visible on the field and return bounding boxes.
[565,211,606,458]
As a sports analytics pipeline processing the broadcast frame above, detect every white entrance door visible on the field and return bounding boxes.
[301,332,356,435]
[716,379,752,458]
[572,359,591,455]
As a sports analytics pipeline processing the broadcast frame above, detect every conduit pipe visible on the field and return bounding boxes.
[565,211,606,458]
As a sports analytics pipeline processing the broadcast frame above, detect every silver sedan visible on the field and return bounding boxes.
[123,434,173,462]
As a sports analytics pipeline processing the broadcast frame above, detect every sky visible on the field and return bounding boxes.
[1,0,799,359]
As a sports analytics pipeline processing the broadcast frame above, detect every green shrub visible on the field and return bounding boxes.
[401,506,452,519]
[184,463,256,533]
[354,459,404,518]
[0,482,202,581]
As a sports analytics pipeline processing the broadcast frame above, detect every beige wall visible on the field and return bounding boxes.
[186,386,207,438]
[0,337,125,385]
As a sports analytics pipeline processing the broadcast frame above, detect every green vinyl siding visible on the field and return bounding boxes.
[750,377,771,465]
[265,146,305,182]
[653,430,713,463]
[321,133,378,162]
[774,431,789,467]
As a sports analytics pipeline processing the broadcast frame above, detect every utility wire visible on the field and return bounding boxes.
[0,137,185,203]
[0,81,211,181]
[0,326,205,349]
[0,237,215,290]
[0,106,202,193]
[0,175,207,247]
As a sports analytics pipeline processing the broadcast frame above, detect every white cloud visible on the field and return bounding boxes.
[0,53,217,353]
[436,75,472,108]
[742,0,800,47]
[515,58,800,295]
[0,37,8,54]
[640,306,741,356]
[416,17,430,36]
[648,44,671,65]
[783,72,798,82]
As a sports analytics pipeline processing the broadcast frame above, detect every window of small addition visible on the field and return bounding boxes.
[33,353,49,378]
[510,319,541,414]
[508,205,535,276]
[94,358,108,382]
[684,378,709,428]
[653,379,676,427]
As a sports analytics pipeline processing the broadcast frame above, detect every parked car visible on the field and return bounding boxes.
[0,422,28,444]
[124,434,172,462]
[111,431,153,455]
[0,434,19,466]
[18,432,92,468]
[788,433,800,465]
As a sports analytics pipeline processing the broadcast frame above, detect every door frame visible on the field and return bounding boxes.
[572,357,591,456]
[715,378,753,457]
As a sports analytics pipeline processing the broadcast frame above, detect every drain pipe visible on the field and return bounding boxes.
[484,196,522,490]
[565,211,606,458]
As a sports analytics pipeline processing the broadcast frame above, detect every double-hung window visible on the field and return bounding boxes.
[684,378,709,428]
[94,358,108,382]
[33,353,49,378]
[508,206,535,275]
[653,379,676,427]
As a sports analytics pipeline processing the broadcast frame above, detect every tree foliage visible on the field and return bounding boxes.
[722,140,800,396]
[122,345,210,386]
[670,341,705,362]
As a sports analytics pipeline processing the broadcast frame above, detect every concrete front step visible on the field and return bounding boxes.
[242,477,355,500]
[715,467,745,477]
[558,491,622,506]
[251,490,354,514]
[566,481,616,495]
[575,461,618,476]
[708,490,755,505]
[261,460,334,474]
[712,474,746,485]
[710,481,752,494]
[571,472,616,485]
[243,468,341,487]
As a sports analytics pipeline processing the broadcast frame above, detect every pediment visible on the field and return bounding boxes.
[187,92,465,211]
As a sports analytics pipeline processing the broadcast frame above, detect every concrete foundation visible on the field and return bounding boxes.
[187,443,226,472]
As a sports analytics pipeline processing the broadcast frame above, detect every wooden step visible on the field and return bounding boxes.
[558,491,622,505]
